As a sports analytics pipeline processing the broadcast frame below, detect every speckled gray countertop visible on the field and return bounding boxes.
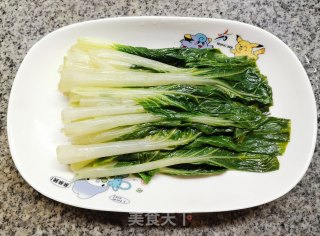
[0,0,319,235]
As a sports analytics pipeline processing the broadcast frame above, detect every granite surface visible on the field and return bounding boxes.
[0,0,319,235]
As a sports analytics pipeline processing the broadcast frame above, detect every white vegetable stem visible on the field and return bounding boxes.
[72,97,136,107]
[57,131,198,164]
[59,67,212,93]
[70,126,140,144]
[77,38,182,72]
[62,105,145,123]
[70,87,165,99]
[87,48,182,72]
[63,113,162,137]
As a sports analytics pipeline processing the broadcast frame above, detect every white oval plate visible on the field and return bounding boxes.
[7,17,317,213]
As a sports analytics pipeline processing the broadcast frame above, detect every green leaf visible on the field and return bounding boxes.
[74,147,280,179]
[204,155,279,172]
[113,44,272,107]
[134,169,159,183]
[160,164,227,176]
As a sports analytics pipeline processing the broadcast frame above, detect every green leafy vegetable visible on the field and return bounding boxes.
[56,38,291,183]
[74,147,279,179]
[59,38,273,109]
[159,164,227,176]
[57,128,201,164]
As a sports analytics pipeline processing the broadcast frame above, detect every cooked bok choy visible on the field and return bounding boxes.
[57,38,291,183]
[74,147,280,179]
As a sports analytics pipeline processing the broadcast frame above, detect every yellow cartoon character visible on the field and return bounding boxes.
[231,35,265,60]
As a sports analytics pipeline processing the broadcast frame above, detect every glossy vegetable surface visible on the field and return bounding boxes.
[57,38,290,182]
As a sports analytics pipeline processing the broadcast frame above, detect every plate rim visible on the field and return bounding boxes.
[7,16,318,213]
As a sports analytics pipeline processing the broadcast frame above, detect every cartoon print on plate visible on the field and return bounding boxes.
[50,176,71,188]
[106,176,131,191]
[72,176,132,199]
[214,29,231,42]
[72,178,109,199]
[213,30,234,50]
[180,33,213,49]
[50,175,138,200]
[136,188,143,193]
[231,35,265,60]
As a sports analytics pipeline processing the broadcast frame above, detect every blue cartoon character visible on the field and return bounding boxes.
[107,177,131,191]
[71,177,132,199]
[180,33,213,49]
[72,178,109,199]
